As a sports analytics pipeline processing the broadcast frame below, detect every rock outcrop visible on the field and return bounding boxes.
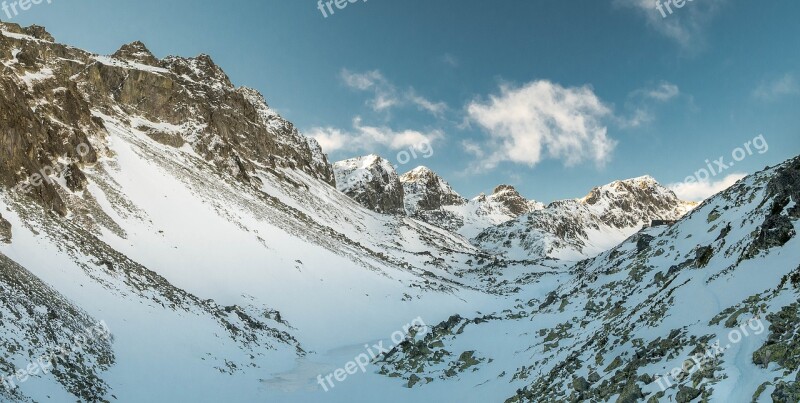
[400,166,466,214]
[333,155,405,214]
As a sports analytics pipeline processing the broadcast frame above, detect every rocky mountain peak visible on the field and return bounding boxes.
[488,184,539,217]
[401,166,435,180]
[0,21,53,41]
[492,184,517,194]
[24,24,54,41]
[112,40,160,66]
[163,53,233,89]
[400,166,466,214]
[581,175,694,226]
[334,155,405,214]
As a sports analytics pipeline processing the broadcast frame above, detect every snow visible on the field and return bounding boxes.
[92,55,169,74]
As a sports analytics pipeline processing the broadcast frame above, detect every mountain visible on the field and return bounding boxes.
[400,166,466,215]
[475,175,697,260]
[335,162,545,238]
[406,184,545,239]
[1,21,797,403]
[333,155,405,215]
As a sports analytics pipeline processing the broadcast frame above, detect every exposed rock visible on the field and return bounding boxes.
[112,41,161,67]
[400,166,466,214]
[22,24,54,41]
[676,386,701,402]
[745,156,800,259]
[490,185,537,217]
[334,155,405,214]
[65,163,88,192]
[0,213,11,243]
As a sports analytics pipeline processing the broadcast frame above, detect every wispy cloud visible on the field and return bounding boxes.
[340,69,400,112]
[618,81,681,128]
[441,53,459,67]
[644,82,680,101]
[307,117,443,154]
[668,173,746,201]
[753,73,799,101]
[407,89,448,117]
[466,80,616,169]
[615,0,727,51]
[340,69,448,117]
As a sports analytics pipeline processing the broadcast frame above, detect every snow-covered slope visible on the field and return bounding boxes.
[373,156,800,402]
[475,176,697,261]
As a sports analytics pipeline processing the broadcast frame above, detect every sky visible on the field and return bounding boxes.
[4,0,799,203]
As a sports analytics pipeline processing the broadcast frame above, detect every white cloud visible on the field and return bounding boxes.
[617,108,654,129]
[340,69,384,91]
[306,127,350,154]
[615,0,727,50]
[441,53,459,67]
[307,117,443,154]
[645,82,680,101]
[466,80,616,169]
[753,73,799,101]
[341,69,400,112]
[340,69,447,117]
[668,173,746,201]
[407,90,448,117]
[617,81,680,128]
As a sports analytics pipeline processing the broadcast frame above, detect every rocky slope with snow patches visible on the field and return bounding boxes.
[373,156,800,402]
[475,176,697,261]
[406,184,545,239]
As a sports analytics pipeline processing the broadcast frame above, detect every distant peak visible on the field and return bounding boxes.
[163,53,233,88]
[410,166,433,174]
[620,175,659,185]
[334,155,395,173]
[363,154,383,164]
[400,166,438,181]
[492,184,518,195]
[113,41,160,66]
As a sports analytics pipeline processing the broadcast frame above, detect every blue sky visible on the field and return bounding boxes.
[6,0,799,202]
